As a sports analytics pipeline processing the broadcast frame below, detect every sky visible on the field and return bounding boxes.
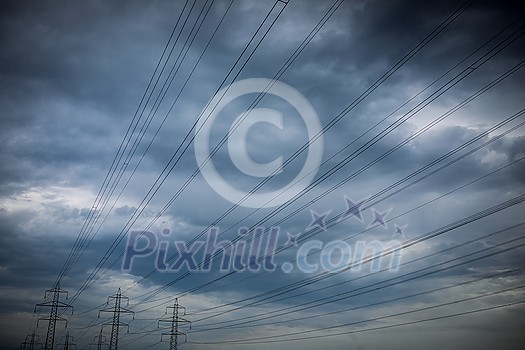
[1,0,525,349]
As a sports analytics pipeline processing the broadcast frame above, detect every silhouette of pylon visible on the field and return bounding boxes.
[98,288,134,350]
[20,332,42,350]
[34,283,73,350]
[158,298,191,350]
[56,331,76,350]
[89,329,107,350]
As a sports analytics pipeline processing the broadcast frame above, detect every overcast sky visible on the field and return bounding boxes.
[1,0,525,349]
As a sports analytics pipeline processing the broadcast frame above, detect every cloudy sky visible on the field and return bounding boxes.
[1,0,525,349]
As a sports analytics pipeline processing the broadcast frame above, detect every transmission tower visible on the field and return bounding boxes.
[34,283,73,350]
[56,331,76,350]
[89,329,107,350]
[158,298,191,350]
[20,332,42,350]
[98,288,134,350]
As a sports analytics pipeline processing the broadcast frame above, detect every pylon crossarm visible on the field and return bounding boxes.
[98,307,119,314]
[34,301,55,310]
[160,331,186,342]
[162,331,188,342]
[20,333,42,350]
[25,334,40,342]
[107,295,129,304]
[177,316,191,324]
[44,288,68,299]
[166,305,186,315]
[102,322,129,328]
[162,331,187,336]
[158,319,175,325]
[92,333,106,342]
[98,307,135,319]
[117,307,134,314]
[57,301,74,308]
[35,301,72,311]
[37,315,67,327]
[38,315,67,321]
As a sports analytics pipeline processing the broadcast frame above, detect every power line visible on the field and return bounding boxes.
[56,0,196,284]
[65,0,289,309]
[60,2,235,341]
[124,0,479,305]
[191,223,525,329]
[193,232,525,328]
[65,0,478,314]
[189,289,525,344]
[107,57,524,344]
[111,0,347,299]
[39,0,524,348]
[100,78,520,344]
[112,197,525,346]
[189,214,525,325]
[136,72,525,306]
[186,153,525,316]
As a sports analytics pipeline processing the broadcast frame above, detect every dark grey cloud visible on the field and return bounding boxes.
[1,0,524,349]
